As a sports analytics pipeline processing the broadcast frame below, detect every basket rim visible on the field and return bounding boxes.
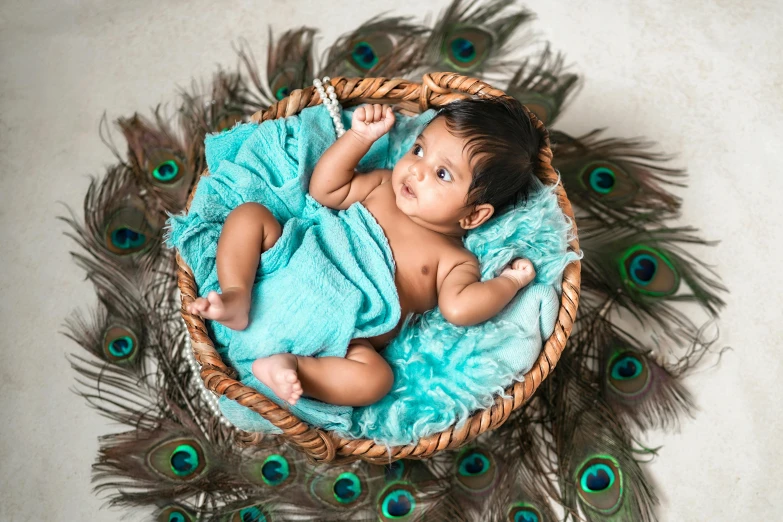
[175,72,581,464]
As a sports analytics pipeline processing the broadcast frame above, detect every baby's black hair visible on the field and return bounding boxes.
[434,96,539,210]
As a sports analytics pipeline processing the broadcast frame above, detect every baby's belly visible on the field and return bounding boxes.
[367,275,437,349]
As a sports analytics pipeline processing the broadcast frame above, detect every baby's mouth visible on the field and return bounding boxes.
[401,181,416,199]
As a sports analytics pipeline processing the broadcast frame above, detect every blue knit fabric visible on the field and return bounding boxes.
[166,104,579,442]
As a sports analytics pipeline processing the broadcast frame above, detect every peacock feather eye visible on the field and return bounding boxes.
[378,482,417,521]
[146,149,186,186]
[146,438,208,482]
[578,160,639,204]
[270,70,297,102]
[152,160,179,183]
[351,41,378,69]
[240,453,296,487]
[102,325,139,363]
[332,472,362,504]
[157,505,195,522]
[227,505,269,522]
[384,460,405,482]
[607,350,650,397]
[507,502,543,522]
[347,34,394,73]
[259,454,290,486]
[442,27,492,72]
[309,469,367,508]
[455,447,497,492]
[104,206,154,255]
[576,456,623,514]
[515,94,554,125]
[619,245,680,297]
[275,86,290,100]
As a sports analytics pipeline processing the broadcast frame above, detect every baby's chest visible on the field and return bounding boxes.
[385,232,442,312]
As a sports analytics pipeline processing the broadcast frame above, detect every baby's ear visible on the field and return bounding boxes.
[460,203,494,230]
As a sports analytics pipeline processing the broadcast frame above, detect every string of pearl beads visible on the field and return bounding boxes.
[313,76,345,137]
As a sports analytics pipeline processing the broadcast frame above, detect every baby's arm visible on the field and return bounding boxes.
[438,257,536,327]
[309,104,395,210]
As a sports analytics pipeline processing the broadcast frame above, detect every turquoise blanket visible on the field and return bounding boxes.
[167,104,579,444]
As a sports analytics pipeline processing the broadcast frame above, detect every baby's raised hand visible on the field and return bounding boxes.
[350,104,395,145]
[499,258,536,290]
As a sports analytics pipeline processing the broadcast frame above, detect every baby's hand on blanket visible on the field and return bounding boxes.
[499,258,536,290]
[350,104,395,145]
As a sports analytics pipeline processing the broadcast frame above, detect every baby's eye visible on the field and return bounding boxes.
[412,144,423,157]
[437,168,453,182]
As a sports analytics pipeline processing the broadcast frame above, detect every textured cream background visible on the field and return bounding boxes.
[1,0,781,520]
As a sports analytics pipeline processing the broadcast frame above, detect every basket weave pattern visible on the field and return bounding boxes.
[176,72,581,464]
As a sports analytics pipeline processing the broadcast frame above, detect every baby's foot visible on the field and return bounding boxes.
[252,354,303,406]
[185,288,250,330]
[499,258,537,290]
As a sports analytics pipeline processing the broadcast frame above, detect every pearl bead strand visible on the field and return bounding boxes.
[313,76,345,137]
[184,335,232,427]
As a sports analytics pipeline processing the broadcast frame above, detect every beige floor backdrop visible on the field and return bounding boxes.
[1,0,782,520]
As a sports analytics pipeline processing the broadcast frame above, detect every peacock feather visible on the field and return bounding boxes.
[319,17,428,79]
[551,129,686,226]
[505,45,579,126]
[423,0,534,74]
[579,226,726,338]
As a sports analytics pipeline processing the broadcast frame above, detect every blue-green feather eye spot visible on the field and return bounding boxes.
[589,167,616,194]
[384,460,405,482]
[152,160,179,182]
[147,438,208,481]
[104,206,154,255]
[102,326,139,363]
[260,454,290,486]
[111,227,147,251]
[275,86,290,100]
[576,160,638,205]
[607,350,650,396]
[611,355,643,381]
[379,484,417,520]
[333,472,362,504]
[237,506,267,522]
[619,245,680,297]
[581,463,615,492]
[108,336,134,358]
[450,37,476,62]
[145,149,186,186]
[455,448,497,491]
[458,451,490,477]
[309,469,366,507]
[507,503,542,522]
[575,456,623,514]
[629,254,658,286]
[442,28,492,71]
[170,444,200,477]
[352,41,378,69]
[158,506,194,522]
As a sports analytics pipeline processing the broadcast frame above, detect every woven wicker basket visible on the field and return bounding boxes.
[176,72,581,464]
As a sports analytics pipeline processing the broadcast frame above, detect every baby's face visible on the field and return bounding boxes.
[391,117,476,231]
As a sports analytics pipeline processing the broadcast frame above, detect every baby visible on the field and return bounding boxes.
[187,96,540,407]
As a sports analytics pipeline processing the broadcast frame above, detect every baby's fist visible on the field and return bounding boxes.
[351,104,395,144]
[499,258,536,290]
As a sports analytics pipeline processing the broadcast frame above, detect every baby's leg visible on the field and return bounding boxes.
[186,202,281,330]
[251,340,394,407]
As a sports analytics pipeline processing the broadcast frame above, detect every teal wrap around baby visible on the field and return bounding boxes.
[167,104,579,444]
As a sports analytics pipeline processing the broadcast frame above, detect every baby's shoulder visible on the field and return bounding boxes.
[435,240,480,280]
